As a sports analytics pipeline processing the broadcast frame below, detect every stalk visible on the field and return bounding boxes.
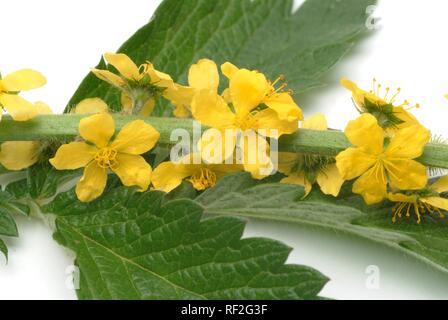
[0,115,447,169]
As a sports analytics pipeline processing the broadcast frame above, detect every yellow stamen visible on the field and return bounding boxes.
[268,75,289,96]
[384,87,390,100]
[389,88,401,103]
[392,197,447,224]
[95,147,118,169]
[188,168,217,191]
[414,203,422,224]
[405,103,420,111]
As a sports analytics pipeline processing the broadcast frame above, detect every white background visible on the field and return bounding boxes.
[1,0,448,300]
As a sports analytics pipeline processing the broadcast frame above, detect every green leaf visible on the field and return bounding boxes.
[67,0,376,114]
[0,206,18,237]
[45,187,328,300]
[0,239,7,261]
[197,173,448,275]
[5,163,80,201]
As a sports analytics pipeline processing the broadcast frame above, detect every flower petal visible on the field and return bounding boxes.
[111,120,160,155]
[173,104,191,118]
[421,197,448,212]
[335,147,377,180]
[144,63,175,89]
[138,98,156,117]
[384,159,428,190]
[34,101,53,114]
[191,90,235,129]
[317,163,345,197]
[104,52,140,80]
[165,84,196,117]
[91,69,126,87]
[198,128,237,164]
[79,113,115,148]
[352,163,387,205]
[76,162,108,202]
[49,142,96,170]
[387,192,417,204]
[73,98,109,114]
[281,172,313,197]
[385,125,430,159]
[121,92,133,113]
[394,106,421,129]
[253,109,298,138]
[152,161,196,193]
[431,176,448,193]
[0,94,39,121]
[0,141,41,171]
[340,78,384,108]
[1,69,46,92]
[344,114,384,154]
[264,93,303,122]
[112,154,152,191]
[239,134,273,179]
[230,69,270,116]
[221,62,239,79]
[302,113,327,130]
[188,59,219,92]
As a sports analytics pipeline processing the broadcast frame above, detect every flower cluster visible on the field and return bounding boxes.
[0,54,445,224]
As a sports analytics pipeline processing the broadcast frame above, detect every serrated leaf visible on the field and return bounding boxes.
[5,163,80,201]
[0,207,18,237]
[67,0,376,114]
[45,187,328,300]
[197,173,448,276]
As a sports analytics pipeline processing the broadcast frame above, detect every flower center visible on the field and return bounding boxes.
[95,147,118,169]
[234,113,259,131]
[377,153,387,161]
[188,168,217,191]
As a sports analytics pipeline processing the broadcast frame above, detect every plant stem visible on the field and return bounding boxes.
[1,115,447,169]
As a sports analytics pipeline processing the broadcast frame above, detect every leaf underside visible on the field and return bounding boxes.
[197,173,448,276]
[66,0,376,114]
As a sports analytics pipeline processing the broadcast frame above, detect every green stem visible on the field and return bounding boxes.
[1,115,447,169]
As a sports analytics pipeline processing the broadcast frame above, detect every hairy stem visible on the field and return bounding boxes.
[1,115,447,169]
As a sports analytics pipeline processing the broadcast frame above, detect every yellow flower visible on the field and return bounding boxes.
[0,69,47,121]
[91,52,183,116]
[221,62,303,122]
[192,88,299,179]
[341,78,420,132]
[0,102,52,171]
[388,177,448,224]
[50,112,160,202]
[152,153,243,193]
[336,114,430,205]
[279,113,345,197]
[191,63,303,180]
[72,98,109,114]
[168,59,220,118]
